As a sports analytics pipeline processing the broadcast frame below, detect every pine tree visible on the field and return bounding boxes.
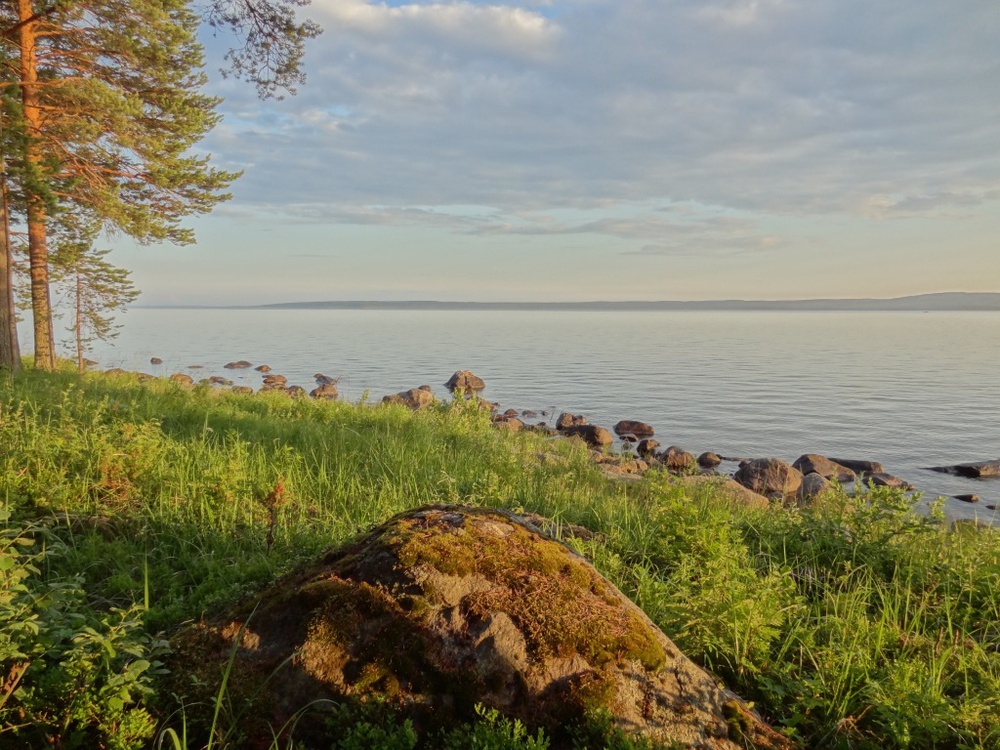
[0,0,318,371]
[3,0,242,369]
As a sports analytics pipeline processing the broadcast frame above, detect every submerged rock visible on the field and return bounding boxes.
[927,460,1000,479]
[862,473,915,491]
[224,360,253,369]
[828,458,884,476]
[169,506,792,749]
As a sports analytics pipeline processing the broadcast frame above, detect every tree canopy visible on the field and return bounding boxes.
[0,0,320,370]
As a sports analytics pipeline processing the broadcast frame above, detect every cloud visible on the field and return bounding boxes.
[200,0,1000,226]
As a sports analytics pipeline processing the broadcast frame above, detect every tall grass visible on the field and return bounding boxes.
[1,367,999,748]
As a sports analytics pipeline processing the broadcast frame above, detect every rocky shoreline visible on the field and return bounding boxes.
[105,361,1000,519]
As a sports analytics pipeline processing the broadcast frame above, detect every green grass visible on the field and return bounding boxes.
[1,366,999,749]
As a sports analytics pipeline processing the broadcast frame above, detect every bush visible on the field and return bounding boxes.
[0,510,161,749]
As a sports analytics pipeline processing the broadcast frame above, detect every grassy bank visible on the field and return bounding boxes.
[1,367,999,749]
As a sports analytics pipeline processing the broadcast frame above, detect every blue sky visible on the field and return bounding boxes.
[112,0,1000,305]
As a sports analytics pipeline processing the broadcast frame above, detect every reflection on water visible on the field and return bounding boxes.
[79,309,1000,521]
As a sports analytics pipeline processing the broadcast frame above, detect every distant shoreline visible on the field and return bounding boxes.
[138,292,1000,312]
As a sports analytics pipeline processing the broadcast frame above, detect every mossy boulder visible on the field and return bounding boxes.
[168,505,793,749]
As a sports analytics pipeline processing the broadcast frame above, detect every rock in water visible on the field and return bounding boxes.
[561,423,614,449]
[445,370,486,393]
[613,420,655,441]
[169,506,792,749]
[927,460,1000,478]
[733,458,803,496]
[382,385,435,410]
[791,454,856,483]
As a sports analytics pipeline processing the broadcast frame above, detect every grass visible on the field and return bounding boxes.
[1,365,999,749]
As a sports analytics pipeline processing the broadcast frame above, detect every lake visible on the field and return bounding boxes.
[76,308,1000,522]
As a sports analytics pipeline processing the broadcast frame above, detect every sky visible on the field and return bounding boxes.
[111,0,1000,305]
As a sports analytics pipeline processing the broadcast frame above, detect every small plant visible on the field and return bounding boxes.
[0,510,160,749]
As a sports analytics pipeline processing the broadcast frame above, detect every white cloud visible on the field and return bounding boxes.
[198,0,1000,250]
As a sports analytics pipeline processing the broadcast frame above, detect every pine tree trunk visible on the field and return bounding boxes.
[17,0,56,371]
[0,170,19,372]
[75,270,83,373]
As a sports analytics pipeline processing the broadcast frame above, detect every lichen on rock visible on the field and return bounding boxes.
[168,505,794,749]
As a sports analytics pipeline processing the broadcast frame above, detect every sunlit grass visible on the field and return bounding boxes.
[2,366,999,748]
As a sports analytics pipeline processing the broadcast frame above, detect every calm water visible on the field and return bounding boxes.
[80,308,1000,521]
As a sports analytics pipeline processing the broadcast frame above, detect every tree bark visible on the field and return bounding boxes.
[17,0,55,370]
[0,153,19,372]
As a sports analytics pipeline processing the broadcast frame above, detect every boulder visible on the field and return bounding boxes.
[315,374,337,385]
[231,386,254,395]
[796,473,833,505]
[208,376,234,386]
[791,454,856,483]
[862,473,915,491]
[556,412,587,430]
[262,374,288,386]
[733,458,803,496]
[636,439,661,458]
[309,383,338,400]
[492,416,525,433]
[670,476,771,509]
[383,387,435,410]
[926,460,1000,479]
[445,370,486,393]
[828,458,884,476]
[169,506,792,749]
[697,452,723,469]
[168,372,194,386]
[224,360,253,369]
[286,385,307,398]
[104,368,131,377]
[613,420,654,441]
[255,364,272,373]
[561,424,614,449]
[150,357,163,365]
[521,409,538,419]
[661,446,696,473]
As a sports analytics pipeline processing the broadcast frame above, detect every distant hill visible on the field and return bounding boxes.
[259,292,1000,312]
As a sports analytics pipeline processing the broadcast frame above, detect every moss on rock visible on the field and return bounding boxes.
[168,505,794,749]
